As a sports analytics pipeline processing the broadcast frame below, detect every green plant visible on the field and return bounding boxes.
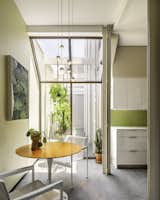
[50,84,71,135]
[49,84,67,103]
[26,128,47,150]
[26,128,40,138]
[94,128,102,154]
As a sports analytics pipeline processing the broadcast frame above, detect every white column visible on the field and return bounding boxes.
[148,0,160,199]
[102,25,113,174]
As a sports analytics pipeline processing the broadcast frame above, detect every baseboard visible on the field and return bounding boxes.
[117,164,147,169]
[84,156,95,159]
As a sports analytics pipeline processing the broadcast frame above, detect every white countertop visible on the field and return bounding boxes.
[111,126,147,130]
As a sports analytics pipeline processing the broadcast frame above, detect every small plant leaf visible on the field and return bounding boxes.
[43,137,47,143]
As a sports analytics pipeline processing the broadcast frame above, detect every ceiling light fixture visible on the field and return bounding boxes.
[67,66,71,72]
[68,0,74,81]
[71,76,75,81]
[60,0,64,51]
[60,66,65,71]
[59,44,64,48]
[56,55,60,62]
[67,59,72,66]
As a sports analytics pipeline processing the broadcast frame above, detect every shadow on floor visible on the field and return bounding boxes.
[17,160,147,200]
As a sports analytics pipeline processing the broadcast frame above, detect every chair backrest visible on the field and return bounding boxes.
[65,135,88,148]
[0,179,10,200]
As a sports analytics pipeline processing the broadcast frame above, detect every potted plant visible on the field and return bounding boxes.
[26,129,47,151]
[94,128,102,164]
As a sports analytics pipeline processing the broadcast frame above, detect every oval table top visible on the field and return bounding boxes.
[16,142,82,159]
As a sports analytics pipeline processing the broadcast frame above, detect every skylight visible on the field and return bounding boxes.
[32,38,102,82]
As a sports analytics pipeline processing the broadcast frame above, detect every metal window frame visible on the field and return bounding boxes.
[29,32,111,174]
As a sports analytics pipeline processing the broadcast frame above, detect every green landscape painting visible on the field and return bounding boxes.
[7,56,29,120]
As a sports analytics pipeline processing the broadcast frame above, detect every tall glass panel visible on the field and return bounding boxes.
[33,39,70,81]
[71,39,102,82]
[72,83,101,157]
[41,83,71,139]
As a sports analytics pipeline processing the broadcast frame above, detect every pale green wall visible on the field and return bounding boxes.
[111,110,147,127]
[113,46,147,78]
[29,59,40,130]
[0,0,31,190]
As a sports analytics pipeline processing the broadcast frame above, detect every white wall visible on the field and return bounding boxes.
[0,0,31,190]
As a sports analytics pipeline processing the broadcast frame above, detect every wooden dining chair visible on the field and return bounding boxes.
[0,165,64,200]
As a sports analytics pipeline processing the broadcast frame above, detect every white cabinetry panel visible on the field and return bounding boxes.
[111,127,147,168]
[127,79,141,109]
[140,78,147,109]
[117,152,147,165]
[117,136,147,152]
[113,78,127,109]
[117,129,146,137]
[112,78,147,109]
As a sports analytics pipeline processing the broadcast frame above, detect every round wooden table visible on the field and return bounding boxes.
[16,142,82,183]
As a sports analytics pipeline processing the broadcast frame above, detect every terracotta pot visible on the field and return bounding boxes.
[95,153,102,164]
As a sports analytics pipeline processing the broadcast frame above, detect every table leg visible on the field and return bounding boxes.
[71,155,73,187]
[47,158,53,184]
[86,146,88,179]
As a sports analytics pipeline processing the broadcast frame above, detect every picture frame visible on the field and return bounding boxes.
[7,55,29,120]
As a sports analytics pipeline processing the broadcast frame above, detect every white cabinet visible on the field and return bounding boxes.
[113,78,128,109]
[112,78,147,109]
[111,127,147,168]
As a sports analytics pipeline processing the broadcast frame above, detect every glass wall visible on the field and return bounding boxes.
[32,38,102,82]
[32,37,102,157]
[41,83,71,139]
[72,83,101,157]
[71,39,102,82]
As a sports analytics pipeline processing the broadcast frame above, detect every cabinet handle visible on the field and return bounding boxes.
[128,136,137,139]
[129,150,138,152]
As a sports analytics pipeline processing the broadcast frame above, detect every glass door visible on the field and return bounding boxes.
[72,83,101,157]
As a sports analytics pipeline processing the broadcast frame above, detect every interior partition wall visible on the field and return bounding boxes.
[30,37,102,158]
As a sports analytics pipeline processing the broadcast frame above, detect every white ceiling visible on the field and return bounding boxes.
[14,0,147,45]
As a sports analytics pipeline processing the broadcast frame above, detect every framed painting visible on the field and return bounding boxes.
[7,55,29,120]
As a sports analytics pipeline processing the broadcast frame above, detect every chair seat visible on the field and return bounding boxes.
[10,180,68,200]
[54,157,71,168]
[54,153,84,167]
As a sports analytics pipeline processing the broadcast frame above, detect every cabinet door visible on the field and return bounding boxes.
[117,129,147,137]
[113,78,127,109]
[140,78,147,109]
[127,78,141,109]
[113,77,147,109]
[117,136,147,152]
[117,151,147,165]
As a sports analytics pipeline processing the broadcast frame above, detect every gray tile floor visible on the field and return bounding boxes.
[17,160,147,200]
